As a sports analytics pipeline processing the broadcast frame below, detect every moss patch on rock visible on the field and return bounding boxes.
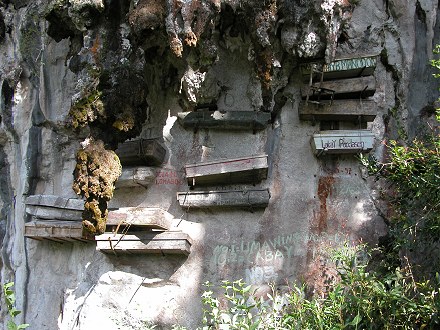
[68,90,104,129]
[72,139,121,235]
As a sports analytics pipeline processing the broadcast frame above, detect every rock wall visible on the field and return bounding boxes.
[0,0,439,328]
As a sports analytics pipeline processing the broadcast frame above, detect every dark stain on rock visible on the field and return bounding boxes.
[313,176,335,234]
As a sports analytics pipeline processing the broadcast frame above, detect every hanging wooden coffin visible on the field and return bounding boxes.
[115,167,156,188]
[184,154,268,187]
[177,111,271,131]
[95,231,192,255]
[301,76,376,100]
[299,99,376,122]
[25,195,84,221]
[107,207,173,230]
[177,189,270,209]
[311,130,374,156]
[116,139,166,166]
[301,55,377,80]
[24,220,92,242]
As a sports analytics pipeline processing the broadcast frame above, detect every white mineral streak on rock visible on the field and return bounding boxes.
[297,31,322,58]
[180,67,206,104]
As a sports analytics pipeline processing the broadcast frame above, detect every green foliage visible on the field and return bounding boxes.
[2,282,30,330]
[199,245,440,330]
[430,45,440,121]
[360,133,440,243]
[201,279,270,330]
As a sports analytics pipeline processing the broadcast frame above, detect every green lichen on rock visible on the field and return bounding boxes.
[72,139,121,235]
[68,90,104,129]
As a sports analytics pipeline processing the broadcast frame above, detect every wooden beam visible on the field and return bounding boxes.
[299,100,377,122]
[184,155,268,187]
[301,76,376,99]
[177,111,271,131]
[177,189,270,209]
[95,231,192,255]
[107,207,173,230]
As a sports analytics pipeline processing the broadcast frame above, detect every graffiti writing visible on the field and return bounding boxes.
[155,170,184,185]
[211,233,345,268]
[245,266,277,285]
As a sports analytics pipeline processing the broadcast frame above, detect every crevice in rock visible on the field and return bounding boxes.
[415,0,426,24]
[1,80,15,134]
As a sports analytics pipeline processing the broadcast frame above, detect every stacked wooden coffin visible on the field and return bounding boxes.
[299,55,378,156]
[95,207,192,256]
[24,195,92,242]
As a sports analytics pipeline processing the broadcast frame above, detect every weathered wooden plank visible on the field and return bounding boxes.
[177,111,271,131]
[185,155,268,186]
[24,220,93,242]
[311,130,374,156]
[177,189,270,209]
[95,231,192,255]
[107,207,173,230]
[116,139,166,166]
[301,76,376,99]
[299,100,376,122]
[301,55,377,80]
[115,167,156,188]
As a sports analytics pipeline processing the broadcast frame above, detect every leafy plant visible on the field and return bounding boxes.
[199,245,439,330]
[361,133,440,238]
[431,44,440,121]
[2,282,30,330]
[201,279,266,330]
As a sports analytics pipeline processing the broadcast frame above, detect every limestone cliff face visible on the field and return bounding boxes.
[0,0,438,328]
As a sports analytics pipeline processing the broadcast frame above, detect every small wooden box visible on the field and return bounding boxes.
[116,139,166,166]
